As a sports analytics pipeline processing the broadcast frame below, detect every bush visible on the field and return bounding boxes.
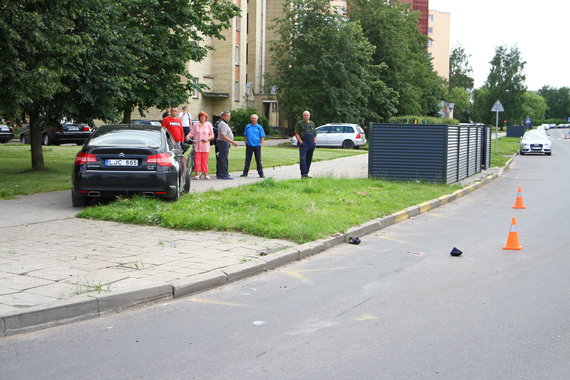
[389,115,460,125]
[533,118,567,126]
[229,107,269,135]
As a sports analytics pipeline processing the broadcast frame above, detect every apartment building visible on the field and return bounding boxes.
[145,0,282,127]
[427,9,450,80]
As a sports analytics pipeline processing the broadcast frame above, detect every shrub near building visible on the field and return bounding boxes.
[229,107,270,136]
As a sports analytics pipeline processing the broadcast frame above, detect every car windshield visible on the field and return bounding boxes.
[89,128,161,147]
[522,132,548,141]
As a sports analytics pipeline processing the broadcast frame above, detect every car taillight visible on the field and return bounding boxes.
[147,153,173,167]
[82,126,90,131]
[355,133,361,139]
[75,152,97,165]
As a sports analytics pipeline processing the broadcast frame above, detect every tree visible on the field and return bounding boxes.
[537,86,570,120]
[349,0,444,116]
[0,1,93,170]
[449,44,474,90]
[447,87,472,122]
[269,0,395,127]
[478,45,527,125]
[116,0,240,122]
[0,0,240,170]
[472,87,494,125]
[521,91,547,122]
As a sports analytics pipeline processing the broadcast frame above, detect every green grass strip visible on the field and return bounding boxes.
[78,178,461,243]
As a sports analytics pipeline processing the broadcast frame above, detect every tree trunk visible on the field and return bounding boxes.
[29,109,46,171]
[122,105,133,123]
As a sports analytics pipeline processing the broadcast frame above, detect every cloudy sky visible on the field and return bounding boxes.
[430,0,569,91]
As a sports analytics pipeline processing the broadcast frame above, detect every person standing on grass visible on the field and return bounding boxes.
[240,114,265,178]
[188,111,214,180]
[216,111,239,180]
[294,110,317,178]
[161,106,184,150]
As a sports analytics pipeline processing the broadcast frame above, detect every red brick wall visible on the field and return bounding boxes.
[400,0,429,35]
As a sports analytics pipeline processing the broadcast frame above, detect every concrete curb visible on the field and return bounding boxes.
[0,166,509,337]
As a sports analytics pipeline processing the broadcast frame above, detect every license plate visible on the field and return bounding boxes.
[105,159,138,167]
[65,126,79,131]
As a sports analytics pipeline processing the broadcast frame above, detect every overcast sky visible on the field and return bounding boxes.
[430,0,569,91]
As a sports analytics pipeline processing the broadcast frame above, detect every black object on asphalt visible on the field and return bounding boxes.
[450,247,463,256]
[348,237,361,245]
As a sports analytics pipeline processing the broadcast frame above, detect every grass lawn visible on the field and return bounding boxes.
[0,144,80,198]
[78,178,461,243]
[490,137,520,167]
[0,143,364,199]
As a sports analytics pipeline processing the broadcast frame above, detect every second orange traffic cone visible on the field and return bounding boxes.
[512,187,527,209]
[502,217,523,250]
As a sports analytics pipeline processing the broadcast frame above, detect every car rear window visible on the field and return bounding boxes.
[89,129,162,147]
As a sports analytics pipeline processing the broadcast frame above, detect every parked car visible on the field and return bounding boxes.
[20,122,93,145]
[520,131,552,155]
[0,124,15,143]
[290,123,366,149]
[71,124,190,207]
[129,119,161,127]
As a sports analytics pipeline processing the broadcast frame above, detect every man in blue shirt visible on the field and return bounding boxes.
[240,114,265,178]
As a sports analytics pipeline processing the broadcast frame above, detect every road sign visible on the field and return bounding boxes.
[491,100,504,112]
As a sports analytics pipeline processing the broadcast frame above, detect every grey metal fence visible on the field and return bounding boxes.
[368,123,491,184]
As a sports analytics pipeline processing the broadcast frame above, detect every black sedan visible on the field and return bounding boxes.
[71,124,190,207]
[20,122,93,145]
[0,124,15,143]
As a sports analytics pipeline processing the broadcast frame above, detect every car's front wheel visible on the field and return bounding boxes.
[342,139,355,149]
[42,133,50,146]
[519,150,525,155]
[20,135,27,144]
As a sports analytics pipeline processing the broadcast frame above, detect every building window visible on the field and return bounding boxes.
[429,14,434,22]
[192,78,199,99]
[427,40,433,47]
[234,80,239,102]
[428,27,433,34]
[235,45,240,65]
[235,16,241,32]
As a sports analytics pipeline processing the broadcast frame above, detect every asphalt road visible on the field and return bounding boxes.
[1,129,569,379]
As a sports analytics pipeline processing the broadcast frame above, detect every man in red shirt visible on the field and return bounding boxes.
[161,106,184,148]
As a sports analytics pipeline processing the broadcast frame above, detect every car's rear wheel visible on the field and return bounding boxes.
[167,177,181,202]
[42,133,50,146]
[342,139,355,149]
[71,192,87,207]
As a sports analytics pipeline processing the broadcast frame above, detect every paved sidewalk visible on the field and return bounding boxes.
[0,152,501,336]
[0,153,367,335]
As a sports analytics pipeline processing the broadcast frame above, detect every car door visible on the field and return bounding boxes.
[328,125,345,147]
[315,126,330,146]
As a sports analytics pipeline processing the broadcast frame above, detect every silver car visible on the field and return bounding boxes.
[520,131,552,155]
[291,123,366,149]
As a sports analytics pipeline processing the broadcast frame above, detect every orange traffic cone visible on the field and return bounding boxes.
[502,217,523,250]
[512,187,527,209]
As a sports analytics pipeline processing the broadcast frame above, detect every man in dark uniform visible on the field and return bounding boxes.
[294,110,317,178]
